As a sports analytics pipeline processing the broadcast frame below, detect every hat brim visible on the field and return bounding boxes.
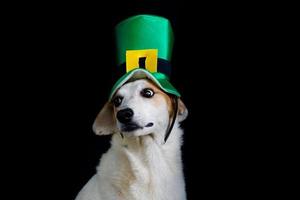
[109,68,180,100]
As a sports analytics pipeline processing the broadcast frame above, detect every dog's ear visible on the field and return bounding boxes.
[177,98,188,122]
[92,102,116,135]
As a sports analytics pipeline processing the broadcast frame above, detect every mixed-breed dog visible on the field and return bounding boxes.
[75,79,188,200]
[75,15,188,200]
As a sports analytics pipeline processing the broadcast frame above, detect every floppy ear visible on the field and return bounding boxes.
[92,102,116,135]
[177,98,188,122]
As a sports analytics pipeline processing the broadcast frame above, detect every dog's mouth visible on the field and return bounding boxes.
[121,122,142,132]
[121,122,154,132]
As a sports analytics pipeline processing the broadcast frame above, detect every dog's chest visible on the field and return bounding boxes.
[99,137,183,200]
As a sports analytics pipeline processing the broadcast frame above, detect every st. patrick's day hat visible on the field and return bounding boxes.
[109,14,180,100]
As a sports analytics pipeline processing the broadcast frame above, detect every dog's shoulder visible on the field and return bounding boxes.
[75,175,101,200]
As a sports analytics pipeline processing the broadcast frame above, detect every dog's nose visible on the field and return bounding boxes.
[117,108,134,124]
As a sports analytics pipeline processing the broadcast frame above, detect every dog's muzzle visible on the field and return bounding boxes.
[117,108,141,132]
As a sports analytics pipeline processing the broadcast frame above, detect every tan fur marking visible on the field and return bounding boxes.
[143,80,173,117]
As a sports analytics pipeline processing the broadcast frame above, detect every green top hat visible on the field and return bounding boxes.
[109,14,180,100]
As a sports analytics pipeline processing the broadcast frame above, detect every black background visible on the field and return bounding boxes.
[4,0,275,199]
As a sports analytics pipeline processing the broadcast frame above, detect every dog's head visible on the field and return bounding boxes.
[93,79,187,141]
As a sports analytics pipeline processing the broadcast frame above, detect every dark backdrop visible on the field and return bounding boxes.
[6,1,270,199]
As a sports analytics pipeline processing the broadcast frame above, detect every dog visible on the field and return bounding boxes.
[75,78,188,200]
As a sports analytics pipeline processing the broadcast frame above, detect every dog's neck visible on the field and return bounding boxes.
[110,122,184,179]
[96,122,186,199]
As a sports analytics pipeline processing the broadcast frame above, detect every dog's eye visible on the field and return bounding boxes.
[141,88,155,98]
[112,96,123,107]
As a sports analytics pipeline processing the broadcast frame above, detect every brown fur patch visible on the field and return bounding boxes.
[143,80,174,117]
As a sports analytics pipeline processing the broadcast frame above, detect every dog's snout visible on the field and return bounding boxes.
[117,108,134,124]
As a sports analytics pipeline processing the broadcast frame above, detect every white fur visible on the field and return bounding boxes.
[75,80,187,200]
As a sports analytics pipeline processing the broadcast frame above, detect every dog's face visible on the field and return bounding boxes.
[93,79,187,140]
[113,79,172,137]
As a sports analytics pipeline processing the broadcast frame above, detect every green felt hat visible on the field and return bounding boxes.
[109,14,180,100]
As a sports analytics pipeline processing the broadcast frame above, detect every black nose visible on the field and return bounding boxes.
[117,108,134,124]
